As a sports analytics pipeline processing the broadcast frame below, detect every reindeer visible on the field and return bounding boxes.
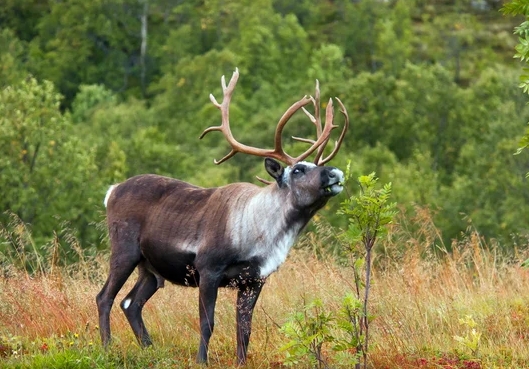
[96,68,349,365]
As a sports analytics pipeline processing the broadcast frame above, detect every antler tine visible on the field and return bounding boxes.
[212,149,238,165]
[221,74,227,90]
[301,106,317,124]
[314,80,322,137]
[316,97,349,165]
[312,80,328,163]
[255,176,273,185]
[291,101,318,144]
[199,68,239,141]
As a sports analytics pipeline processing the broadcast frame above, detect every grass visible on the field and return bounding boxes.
[1,210,529,368]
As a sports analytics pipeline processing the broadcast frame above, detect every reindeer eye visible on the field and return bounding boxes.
[292,166,305,175]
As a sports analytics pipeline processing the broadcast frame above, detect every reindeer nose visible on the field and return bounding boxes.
[327,167,344,182]
[327,167,343,179]
[321,167,343,184]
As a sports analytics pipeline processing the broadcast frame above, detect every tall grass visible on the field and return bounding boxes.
[1,209,529,368]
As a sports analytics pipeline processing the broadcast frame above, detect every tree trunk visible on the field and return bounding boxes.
[140,0,149,98]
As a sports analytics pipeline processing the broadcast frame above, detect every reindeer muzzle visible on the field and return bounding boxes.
[321,167,345,196]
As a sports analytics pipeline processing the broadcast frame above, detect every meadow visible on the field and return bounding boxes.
[1,211,529,369]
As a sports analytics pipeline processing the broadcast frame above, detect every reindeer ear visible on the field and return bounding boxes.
[264,158,284,183]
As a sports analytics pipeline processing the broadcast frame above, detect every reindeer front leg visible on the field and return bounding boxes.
[197,273,220,364]
[236,281,264,365]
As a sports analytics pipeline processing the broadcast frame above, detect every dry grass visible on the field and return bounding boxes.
[1,211,529,368]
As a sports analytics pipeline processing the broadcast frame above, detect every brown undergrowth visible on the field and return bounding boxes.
[1,208,529,368]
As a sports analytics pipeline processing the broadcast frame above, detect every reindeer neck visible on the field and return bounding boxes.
[223,183,310,277]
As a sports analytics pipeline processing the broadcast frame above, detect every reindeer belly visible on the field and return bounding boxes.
[218,257,263,287]
[141,245,265,288]
[142,248,200,287]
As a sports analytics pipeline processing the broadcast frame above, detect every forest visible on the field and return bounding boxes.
[2,0,528,262]
[0,0,528,256]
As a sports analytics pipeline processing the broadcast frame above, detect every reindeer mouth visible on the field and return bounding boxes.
[323,181,344,196]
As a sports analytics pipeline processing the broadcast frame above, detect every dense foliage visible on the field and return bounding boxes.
[502,0,529,165]
[1,0,528,260]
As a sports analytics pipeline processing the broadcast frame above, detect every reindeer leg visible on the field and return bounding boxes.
[120,263,160,347]
[96,221,142,347]
[196,273,220,364]
[236,281,264,365]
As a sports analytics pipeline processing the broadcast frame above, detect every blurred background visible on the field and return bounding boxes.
[1,0,528,263]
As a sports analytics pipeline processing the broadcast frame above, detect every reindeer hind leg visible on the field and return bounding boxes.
[96,220,142,347]
[120,262,161,347]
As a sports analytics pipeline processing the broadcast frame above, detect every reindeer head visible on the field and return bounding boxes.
[264,158,344,212]
[201,68,348,210]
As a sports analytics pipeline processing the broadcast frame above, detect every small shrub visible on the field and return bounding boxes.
[280,168,396,369]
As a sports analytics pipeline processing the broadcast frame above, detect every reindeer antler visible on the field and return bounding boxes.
[200,68,348,167]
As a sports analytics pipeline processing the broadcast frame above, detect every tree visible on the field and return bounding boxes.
[0,78,108,252]
[502,1,529,171]
[28,0,152,105]
[0,0,50,41]
[0,28,29,87]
